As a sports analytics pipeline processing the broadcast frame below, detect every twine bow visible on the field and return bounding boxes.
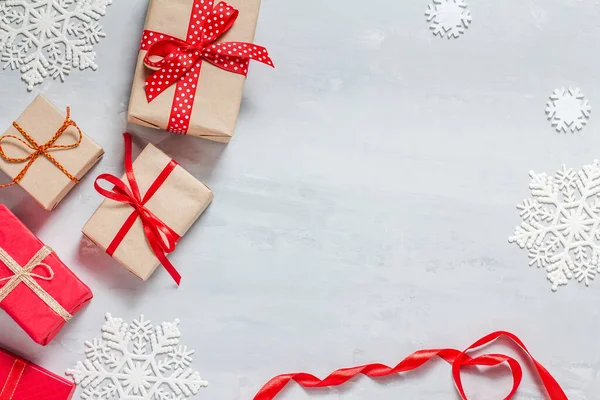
[94,133,182,285]
[0,246,72,321]
[0,107,82,188]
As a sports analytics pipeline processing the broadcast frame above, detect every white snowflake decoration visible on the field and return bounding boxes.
[425,0,472,39]
[509,161,600,291]
[0,0,112,91]
[67,313,208,400]
[546,87,591,133]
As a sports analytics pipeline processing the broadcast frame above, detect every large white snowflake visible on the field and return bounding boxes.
[509,161,600,291]
[0,0,112,91]
[546,87,591,133]
[425,0,472,39]
[66,313,208,400]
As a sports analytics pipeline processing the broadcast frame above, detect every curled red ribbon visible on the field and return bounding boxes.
[140,0,274,134]
[94,133,182,285]
[252,331,567,400]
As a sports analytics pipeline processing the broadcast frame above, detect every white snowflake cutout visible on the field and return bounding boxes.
[67,313,208,400]
[509,161,600,291]
[0,0,113,91]
[546,87,591,133]
[425,0,472,39]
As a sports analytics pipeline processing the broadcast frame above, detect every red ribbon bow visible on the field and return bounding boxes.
[94,133,182,285]
[252,331,567,400]
[141,0,274,103]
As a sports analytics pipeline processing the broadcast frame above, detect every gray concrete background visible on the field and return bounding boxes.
[1,0,600,398]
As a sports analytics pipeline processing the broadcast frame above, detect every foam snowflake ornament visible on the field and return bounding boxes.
[509,161,600,291]
[546,87,591,133]
[66,313,208,400]
[425,0,472,39]
[0,0,112,91]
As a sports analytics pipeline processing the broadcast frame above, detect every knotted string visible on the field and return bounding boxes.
[0,107,82,188]
[0,246,72,321]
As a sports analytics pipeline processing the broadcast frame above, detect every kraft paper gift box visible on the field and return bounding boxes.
[0,348,76,400]
[128,0,273,143]
[0,205,93,346]
[82,134,213,282]
[0,95,104,210]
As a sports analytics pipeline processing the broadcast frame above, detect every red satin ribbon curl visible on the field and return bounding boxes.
[94,133,182,285]
[253,331,567,400]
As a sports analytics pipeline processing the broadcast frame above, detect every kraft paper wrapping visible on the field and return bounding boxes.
[0,95,104,210]
[128,0,261,143]
[82,143,213,281]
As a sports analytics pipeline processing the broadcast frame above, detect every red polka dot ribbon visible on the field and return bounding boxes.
[252,331,568,400]
[140,0,274,134]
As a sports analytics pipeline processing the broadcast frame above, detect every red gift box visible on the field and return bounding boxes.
[0,348,75,400]
[0,205,92,345]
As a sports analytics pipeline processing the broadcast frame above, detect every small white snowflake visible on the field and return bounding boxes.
[425,0,472,39]
[509,161,600,291]
[546,87,591,133]
[66,313,208,400]
[0,0,113,91]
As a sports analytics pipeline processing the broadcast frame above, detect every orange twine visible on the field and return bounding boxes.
[0,107,83,188]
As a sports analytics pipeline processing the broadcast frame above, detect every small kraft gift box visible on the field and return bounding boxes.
[83,133,213,284]
[0,95,104,210]
[128,0,274,142]
[0,205,93,346]
[0,347,76,400]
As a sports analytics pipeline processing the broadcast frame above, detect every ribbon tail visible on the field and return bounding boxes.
[204,42,274,77]
[252,375,303,400]
[225,42,273,66]
[140,217,181,286]
[146,70,171,103]
[249,46,275,68]
[154,244,182,286]
[204,2,240,42]
[457,331,569,400]
[252,349,459,400]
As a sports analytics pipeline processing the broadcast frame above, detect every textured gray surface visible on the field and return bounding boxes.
[1,0,600,398]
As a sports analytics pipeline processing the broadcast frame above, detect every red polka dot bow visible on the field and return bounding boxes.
[141,0,274,104]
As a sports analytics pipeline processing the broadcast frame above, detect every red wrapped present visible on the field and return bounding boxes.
[0,205,93,345]
[0,348,75,400]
